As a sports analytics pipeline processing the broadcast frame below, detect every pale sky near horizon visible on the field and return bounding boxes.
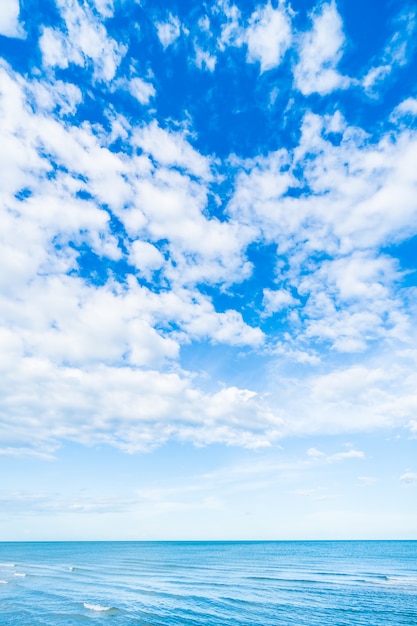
[0,0,417,541]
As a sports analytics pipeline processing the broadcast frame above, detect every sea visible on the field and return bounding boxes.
[0,541,416,625]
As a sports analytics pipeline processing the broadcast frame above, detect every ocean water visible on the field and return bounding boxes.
[0,541,416,625]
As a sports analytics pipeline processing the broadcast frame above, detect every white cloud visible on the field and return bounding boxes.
[128,77,156,105]
[307,447,325,458]
[227,108,417,353]
[217,0,242,50]
[363,8,417,94]
[194,45,217,72]
[133,121,212,179]
[39,0,125,81]
[0,0,24,38]
[294,1,350,95]
[363,65,391,92]
[391,97,417,119]
[262,288,298,316]
[327,449,365,463]
[91,0,114,19]
[129,241,164,278]
[399,472,417,485]
[306,446,364,463]
[0,353,279,453]
[245,2,292,72]
[270,355,417,438]
[29,79,83,115]
[198,15,211,32]
[2,4,417,460]
[216,1,292,71]
[155,13,181,49]
[0,61,275,455]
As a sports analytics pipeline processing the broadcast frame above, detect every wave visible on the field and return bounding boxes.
[83,602,114,613]
[0,580,8,584]
[14,572,26,577]
[383,576,417,587]
[0,563,15,568]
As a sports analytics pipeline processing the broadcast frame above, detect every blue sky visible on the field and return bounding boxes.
[0,0,417,540]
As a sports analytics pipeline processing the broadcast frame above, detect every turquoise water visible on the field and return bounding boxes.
[1,541,417,625]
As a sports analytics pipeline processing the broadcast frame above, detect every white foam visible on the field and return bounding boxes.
[0,563,15,568]
[0,580,8,584]
[83,603,112,612]
[69,566,74,571]
[14,572,26,577]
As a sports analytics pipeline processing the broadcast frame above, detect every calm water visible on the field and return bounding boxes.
[0,541,416,625]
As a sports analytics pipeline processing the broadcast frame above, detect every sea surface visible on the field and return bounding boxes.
[0,541,416,625]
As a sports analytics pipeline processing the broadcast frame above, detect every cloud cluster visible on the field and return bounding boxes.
[228,109,417,354]
[40,0,124,81]
[1,0,417,458]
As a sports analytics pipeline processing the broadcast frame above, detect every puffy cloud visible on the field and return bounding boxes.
[0,350,279,454]
[155,13,181,49]
[227,108,417,353]
[0,0,24,38]
[216,1,292,72]
[127,77,156,105]
[262,288,298,316]
[391,97,417,119]
[2,0,417,461]
[0,58,274,456]
[294,1,350,95]
[194,45,217,72]
[245,2,292,72]
[129,241,165,278]
[133,121,212,180]
[39,0,125,81]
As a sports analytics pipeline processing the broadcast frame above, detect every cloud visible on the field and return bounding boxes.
[307,447,325,458]
[216,1,292,71]
[39,0,125,81]
[133,121,212,179]
[270,354,417,438]
[0,0,24,38]
[306,447,365,463]
[363,7,417,95]
[399,472,417,485]
[194,44,217,72]
[127,77,156,105]
[0,491,136,514]
[129,241,165,278]
[228,108,417,353]
[262,288,298,316]
[326,449,365,463]
[245,2,292,72]
[217,0,242,50]
[155,13,181,49]
[294,1,350,95]
[2,0,417,461]
[391,97,417,119]
[0,354,279,454]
